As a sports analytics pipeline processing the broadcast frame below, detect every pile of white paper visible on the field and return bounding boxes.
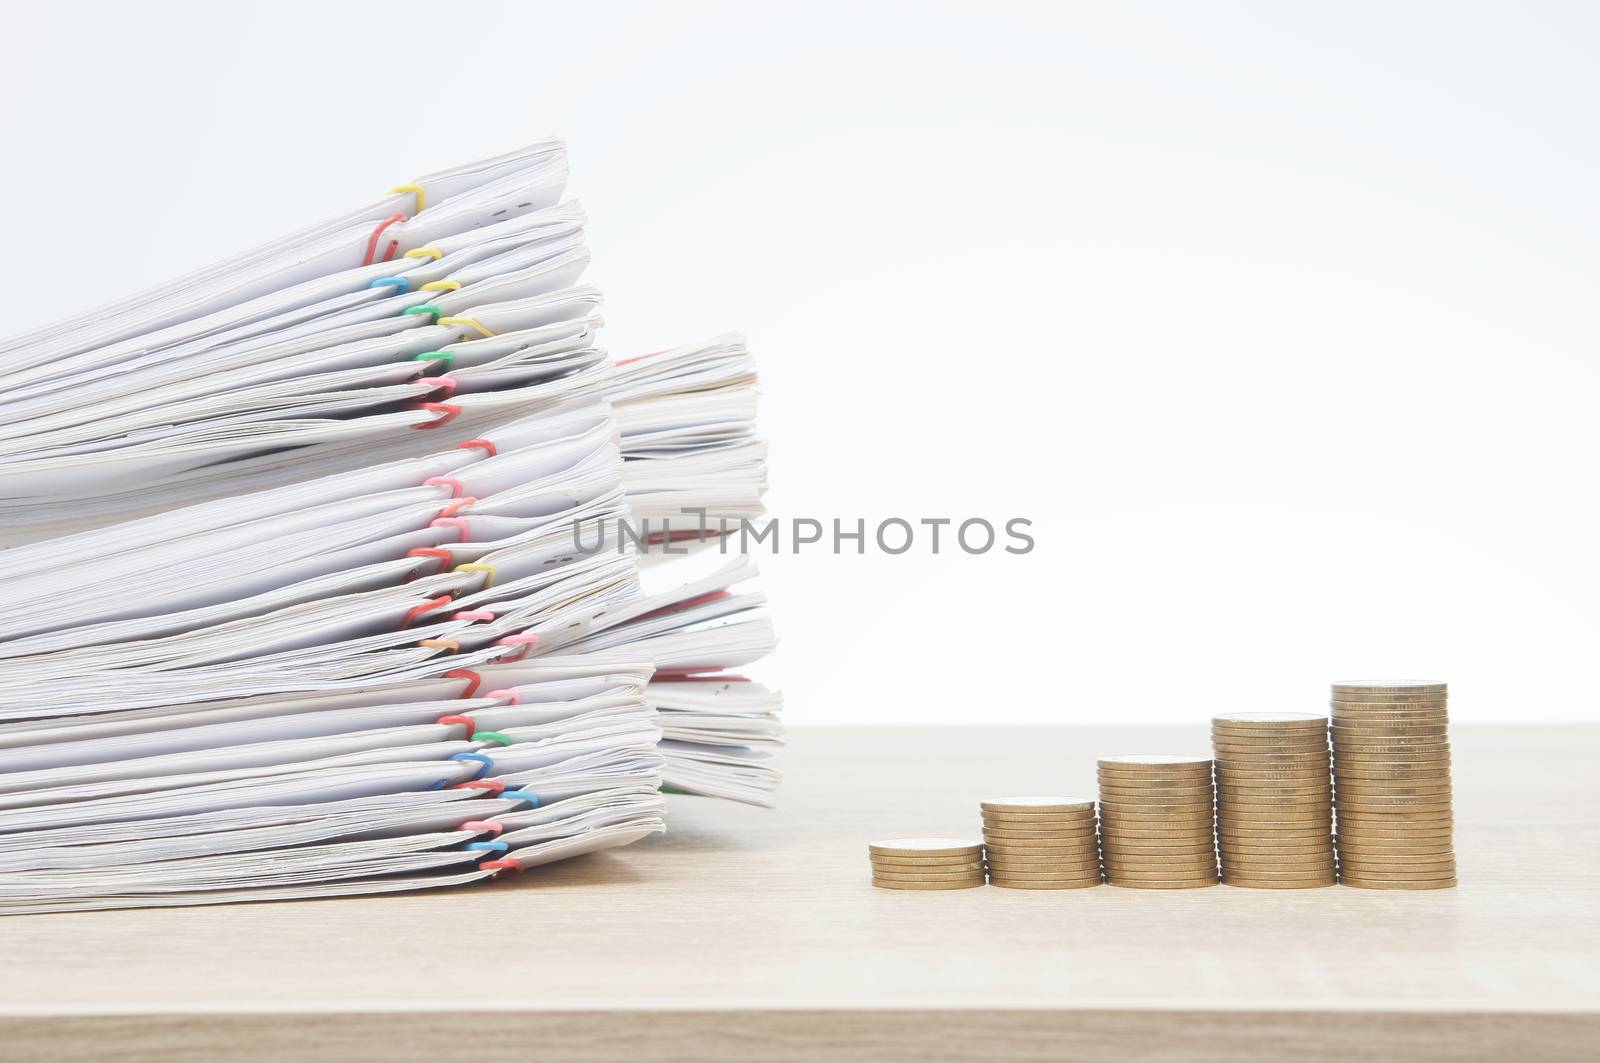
[0,142,780,913]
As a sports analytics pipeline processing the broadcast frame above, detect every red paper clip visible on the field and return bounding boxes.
[496,633,539,662]
[362,213,407,266]
[480,858,521,874]
[401,595,453,628]
[445,668,483,698]
[436,713,477,734]
[406,547,453,575]
[454,778,506,795]
[413,402,463,429]
[457,438,497,457]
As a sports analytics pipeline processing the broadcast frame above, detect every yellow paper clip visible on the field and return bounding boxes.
[404,246,444,261]
[420,280,462,293]
[438,315,495,339]
[454,562,497,590]
[389,183,426,214]
[419,638,461,652]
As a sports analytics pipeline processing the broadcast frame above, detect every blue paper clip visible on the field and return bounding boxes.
[369,276,409,292]
[449,751,495,779]
[465,840,510,854]
[501,789,541,808]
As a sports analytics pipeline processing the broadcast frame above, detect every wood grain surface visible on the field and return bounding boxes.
[0,724,1596,1062]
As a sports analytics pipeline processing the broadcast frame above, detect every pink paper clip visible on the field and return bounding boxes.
[461,819,505,835]
[453,610,496,623]
[487,688,521,705]
[430,516,470,542]
[457,438,497,457]
[416,376,457,398]
[401,595,453,628]
[496,633,539,661]
[424,476,465,499]
[436,496,477,519]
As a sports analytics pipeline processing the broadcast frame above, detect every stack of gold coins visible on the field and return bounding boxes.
[1211,712,1335,888]
[1329,681,1457,889]
[1096,755,1218,888]
[867,838,985,889]
[979,797,1102,889]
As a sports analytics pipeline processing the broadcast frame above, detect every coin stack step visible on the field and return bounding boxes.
[979,796,1102,889]
[1096,755,1218,888]
[1330,681,1457,889]
[1211,712,1335,888]
[868,838,986,890]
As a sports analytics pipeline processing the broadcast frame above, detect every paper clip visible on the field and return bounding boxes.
[420,279,461,293]
[472,731,512,747]
[419,638,460,652]
[454,562,497,590]
[496,633,539,661]
[388,183,426,214]
[436,713,477,734]
[453,610,496,623]
[401,595,453,628]
[466,840,510,854]
[402,304,441,320]
[404,246,444,261]
[369,276,409,293]
[450,752,495,779]
[362,214,407,266]
[414,351,453,370]
[438,315,495,339]
[487,688,520,705]
[405,547,453,575]
[430,516,470,542]
[412,402,462,429]
[436,496,476,519]
[461,819,504,835]
[457,438,497,458]
[502,790,541,808]
[416,376,457,399]
[445,668,483,698]
[423,475,464,499]
[454,778,505,795]
[480,858,521,874]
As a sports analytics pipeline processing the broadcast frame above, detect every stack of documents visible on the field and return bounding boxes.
[0,142,779,913]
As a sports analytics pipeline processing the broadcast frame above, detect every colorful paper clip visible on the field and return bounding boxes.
[401,595,453,628]
[457,438,497,457]
[502,790,541,808]
[450,752,495,779]
[445,668,483,698]
[466,840,510,854]
[472,731,512,747]
[436,713,477,734]
[403,246,444,261]
[420,279,461,293]
[388,183,426,213]
[437,315,495,339]
[363,214,407,266]
[368,276,409,292]
[454,562,496,590]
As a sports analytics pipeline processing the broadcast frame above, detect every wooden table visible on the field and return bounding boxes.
[0,725,1596,1062]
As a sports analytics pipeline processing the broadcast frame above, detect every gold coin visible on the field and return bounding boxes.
[1218,830,1331,845]
[1098,754,1212,768]
[1212,711,1328,726]
[870,858,979,870]
[982,830,1099,845]
[1098,829,1214,843]
[1102,842,1217,856]
[1222,854,1337,870]
[1339,877,1457,890]
[982,806,1097,820]
[1217,787,1332,801]
[1097,810,1214,824]
[1337,867,1459,882]
[989,863,1104,878]
[868,838,982,857]
[1333,779,1452,793]
[981,817,1097,833]
[1098,798,1214,813]
[1339,860,1456,875]
[1104,877,1218,889]
[872,876,985,891]
[979,796,1095,814]
[1331,685,1446,694]
[989,876,1102,890]
[1219,839,1333,853]
[1100,778,1209,794]
[1334,831,1454,845]
[1223,876,1335,889]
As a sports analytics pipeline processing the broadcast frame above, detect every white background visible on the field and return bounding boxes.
[4,2,1596,724]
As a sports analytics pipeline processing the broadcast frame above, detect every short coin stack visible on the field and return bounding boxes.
[1096,755,1218,888]
[1212,712,1335,888]
[867,837,986,890]
[1330,681,1457,889]
[979,797,1102,889]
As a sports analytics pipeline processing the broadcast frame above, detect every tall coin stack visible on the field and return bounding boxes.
[1096,755,1218,888]
[1329,681,1457,889]
[979,797,1102,889]
[867,838,986,890]
[1211,713,1336,888]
